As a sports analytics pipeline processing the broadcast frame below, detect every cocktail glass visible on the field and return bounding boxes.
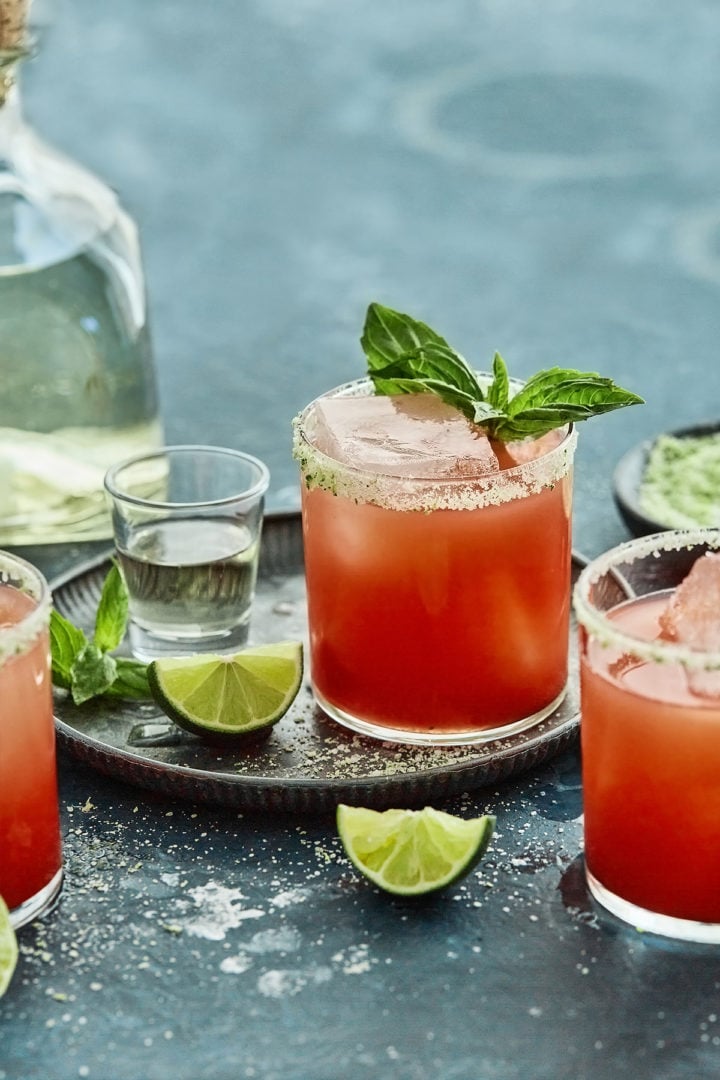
[0,550,63,928]
[105,445,270,661]
[574,528,720,942]
[294,377,577,745]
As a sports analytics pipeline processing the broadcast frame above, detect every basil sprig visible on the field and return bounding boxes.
[50,562,151,705]
[361,302,643,442]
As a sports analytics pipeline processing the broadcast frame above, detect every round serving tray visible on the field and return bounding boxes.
[52,511,583,814]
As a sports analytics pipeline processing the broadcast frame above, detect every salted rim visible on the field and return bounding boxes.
[573,528,720,670]
[0,551,50,665]
[292,376,577,512]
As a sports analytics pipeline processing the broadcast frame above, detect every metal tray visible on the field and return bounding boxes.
[52,511,582,814]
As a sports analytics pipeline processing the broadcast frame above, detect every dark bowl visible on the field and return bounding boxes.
[612,420,720,537]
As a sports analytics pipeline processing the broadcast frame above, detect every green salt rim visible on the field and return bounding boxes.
[0,551,50,666]
[292,376,577,513]
[573,528,720,671]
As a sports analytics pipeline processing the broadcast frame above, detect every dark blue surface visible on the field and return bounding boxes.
[4,2,720,1078]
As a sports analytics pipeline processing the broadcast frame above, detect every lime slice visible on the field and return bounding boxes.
[336,804,495,896]
[148,641,303,741]
[0,896,18,999]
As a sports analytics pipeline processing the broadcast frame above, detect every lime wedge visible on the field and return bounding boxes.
[148,641,303,741]
[336,804,495,896]
[0,896,18,999]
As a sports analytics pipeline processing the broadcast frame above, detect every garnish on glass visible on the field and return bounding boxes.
[361,302,644,449]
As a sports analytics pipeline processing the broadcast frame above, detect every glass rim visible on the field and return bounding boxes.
[0,549,51,666]
[104,444,270,511]
[293,376,577,511]
[573,527,720,670]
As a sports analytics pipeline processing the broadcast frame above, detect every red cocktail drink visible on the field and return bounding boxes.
[0,552,63,927]
[295,379,577,744]
[575,530,720,942]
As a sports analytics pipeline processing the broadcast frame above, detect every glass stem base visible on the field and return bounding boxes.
[312,685,566,746]
[9,867,63,930]
[586,868,720,944]
[129,618,250,662]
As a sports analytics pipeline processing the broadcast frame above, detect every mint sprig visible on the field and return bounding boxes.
[361,303,643,441]
[50,562,151,705]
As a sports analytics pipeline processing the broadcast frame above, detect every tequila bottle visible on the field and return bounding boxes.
[0,1,163,544]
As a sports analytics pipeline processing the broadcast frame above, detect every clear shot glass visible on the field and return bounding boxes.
[574,528,720,943]
[105,445,270,661]
[0,551,63,928]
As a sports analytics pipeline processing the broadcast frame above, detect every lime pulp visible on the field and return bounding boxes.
[148,641,303,741]
[336,804,495,896]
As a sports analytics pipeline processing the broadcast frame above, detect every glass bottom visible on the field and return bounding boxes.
[313,684,566,746]
[129,618,250,662]
[586,868,720,944]
[9,867,64,930]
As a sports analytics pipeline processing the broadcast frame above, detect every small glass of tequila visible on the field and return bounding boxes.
[105,445,270,661]
[294,378,577,744]
[574,528,720,942]
[0,550,63,928]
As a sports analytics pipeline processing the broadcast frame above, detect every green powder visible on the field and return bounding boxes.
[639,432,720,527]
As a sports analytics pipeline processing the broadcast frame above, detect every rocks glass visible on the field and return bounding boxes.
[0,551,63,927]
[574,528,720,942]
[294,378,577,745]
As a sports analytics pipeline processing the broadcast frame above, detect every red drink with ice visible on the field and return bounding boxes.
[0,554,63,926]
[575,532,720,941]
[295,380,577,743]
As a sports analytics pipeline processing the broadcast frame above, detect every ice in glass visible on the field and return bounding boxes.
[574,529,720,942]
[295,379,577,744]
[0,552,63,927]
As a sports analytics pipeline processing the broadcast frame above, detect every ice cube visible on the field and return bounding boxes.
[501,427,567,466]
[660,551,720,697]
[309,394,500,478]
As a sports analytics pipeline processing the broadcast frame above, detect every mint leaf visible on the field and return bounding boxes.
[49,609,88,690]
[94,561,128,653]
[361,303,644,441]
[106,657,152,700]
[50,565,151,705]
[70,644,118,706]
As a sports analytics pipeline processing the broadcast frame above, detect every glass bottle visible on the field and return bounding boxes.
[0,4,163,545]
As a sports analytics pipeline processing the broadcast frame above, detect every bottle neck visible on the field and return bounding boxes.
[0,46,27,108]
[0,66,24,156]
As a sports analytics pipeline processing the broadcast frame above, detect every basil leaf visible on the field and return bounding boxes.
[486,352,510,411]
[94,561,128,653]
[363,305,482,398]
[472,400,508,426]
[507,368,643,418]
[362,302,451,369]
[361,304,644,442]
[70,644,118,706]
[49,609,88,690]
[106,657,151,700]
